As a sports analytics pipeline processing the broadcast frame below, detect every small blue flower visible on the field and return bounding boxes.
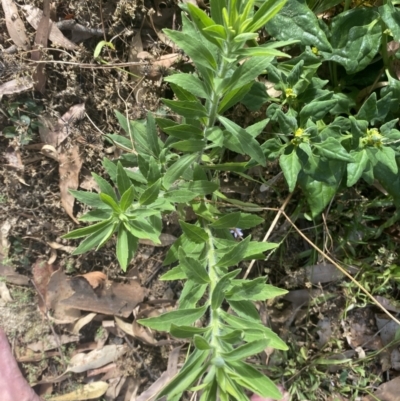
[230,228,243,238]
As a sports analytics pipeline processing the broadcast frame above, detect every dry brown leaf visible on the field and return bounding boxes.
[21,5,78,50]
[128,31,144,78]
[79,271,107,289]
[59,144,83,224]
[48,382,108,401]
[0,281,13,303]
[28,334,79,352]
[47,241,75,253]
[61,277,145,318]
[1,0,30,50]
[134,346,181,401]
[41,144,59,161]
[0,263,30,286]
[32,259,55,312]
[40,104,85,147]
[87,362,117,378]
[363,376,400,401]
[0,76,34,98]
[31,0,50,93]
[46,269,81,323]
[4,146,24,170]
[79,167,100,192]
[115,317,156,345]
[105,376,126,399]
[71,313,97,335]
[67,345,128,374]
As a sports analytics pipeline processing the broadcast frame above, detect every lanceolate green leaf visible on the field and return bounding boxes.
[92,173,118,202]
[138,305,207,331]
[70,190,110,209]
[139,179,161,205]
[211,269,241,310]
[163,99,208,119]
[63,218,113,239]
[179,248,210,284]
[210,212,241,229]
[157,348,209,399]
[226,278,288,301]
[164,29,217,70]
[119,186,135,211]
[99,193,121,213]
[220,311,288,350]
[227,361,282,400]
[219,116,266,166]
[217,236,251,268]
[116,225,138,271]
[165,73,209,99]
[146,112,161,158]
[163,154,197,190]
[72,221,115,255]
[170,324,209,338]
[124,219,161,244]
[247,0,287,33]
[222,339,270,362]
[180,221,209,243]
[116,162,132,195]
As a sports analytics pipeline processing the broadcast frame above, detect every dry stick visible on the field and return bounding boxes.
[281,211,400,326]
[243,192,293,280]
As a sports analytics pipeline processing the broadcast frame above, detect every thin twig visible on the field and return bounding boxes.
[243,192,293,279]
[281,211,400,326]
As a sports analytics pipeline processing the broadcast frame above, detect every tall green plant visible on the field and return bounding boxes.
[64,0,292,399]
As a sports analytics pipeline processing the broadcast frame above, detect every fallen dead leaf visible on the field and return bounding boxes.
[48,381,108,401]
[134,346,181,401]
[105,376,126,399]
[46,269,81,324]
[61,276,145,318]
[47,241,75,254]
[79,167,100,192]
[31,0,50,93]
[1,0,30,50]
[4,146,24,170]
[363,376,400,401]
[39,104,85,148]
[0,263,30,286]
[0,76,34,99]
[71,312,97,335]
[67,344,127,374]
[0,281,12,303]
[28,334,79,352]
[21,5,78,50]
[79,271,107,289]
[59,144,83,224]
[41,144,59,161]
[115,316,156,345]
[32,259,55,312]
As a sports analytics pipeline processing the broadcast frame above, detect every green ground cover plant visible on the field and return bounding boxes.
[63,0,400,399]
